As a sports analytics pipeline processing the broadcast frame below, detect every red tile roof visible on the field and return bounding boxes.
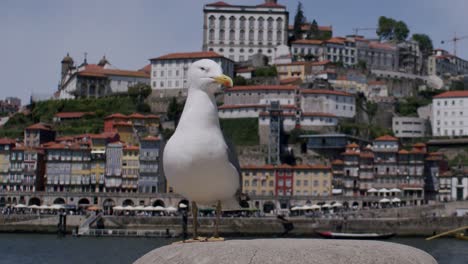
[434,91,468,99]
[300,89,352,97]
[332,159,344,165]
[280,77,302,85]
[78,64,149,78]
[302,112,337,117]
[346,143,359,148]
[0,138,15,145]
[128,113,146,119]
[124,145,139,151]
[259,111,296,117]
[412,143,426,148]
[139,64,151,74]
[43,143,66,150]
[151,51,225,61]
[326,38,345,45]
[206,1,231,7]
[89,134,108,139]
[369,42,396,51]
[374,135,398,141]
[26,123,53,131]
[398,149,409,155]
[226,85,298,92]
[360,152,374,158]
[288,24,332,32]
[44,142,90,150]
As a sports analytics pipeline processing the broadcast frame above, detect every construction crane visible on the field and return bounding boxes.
[441,33,468,56]
[352,27,377,36]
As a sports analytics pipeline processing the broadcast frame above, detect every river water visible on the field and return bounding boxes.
[0,234,466,264]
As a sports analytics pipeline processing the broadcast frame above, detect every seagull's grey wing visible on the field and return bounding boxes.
[224,135,250,208]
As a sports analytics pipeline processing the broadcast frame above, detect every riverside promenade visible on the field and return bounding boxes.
[1,214,467,237]
[1,200,467,236]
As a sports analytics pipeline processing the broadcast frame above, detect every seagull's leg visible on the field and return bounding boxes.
[214,200,221,238]
[192,201,198,239]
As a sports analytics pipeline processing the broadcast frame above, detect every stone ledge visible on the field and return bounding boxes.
[134,238,437,264]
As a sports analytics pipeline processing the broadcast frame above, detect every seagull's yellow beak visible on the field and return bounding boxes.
[213,74,233,88]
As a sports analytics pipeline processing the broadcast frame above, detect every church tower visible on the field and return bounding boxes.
[60,53,74,86]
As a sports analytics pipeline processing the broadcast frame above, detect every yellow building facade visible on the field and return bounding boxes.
[293,165,332,196]
[241,165,276,196]
[241,164,332,197]
[122,146,139,192]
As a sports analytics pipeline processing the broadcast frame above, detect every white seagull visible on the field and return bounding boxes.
[163,59,245,240]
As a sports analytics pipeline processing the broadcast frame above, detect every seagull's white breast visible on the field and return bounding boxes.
[164,127,239,205]
[163,64,240,207]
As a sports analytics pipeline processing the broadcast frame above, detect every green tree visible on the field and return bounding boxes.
[376,16,409,42]
[128,83,152,103]
[306,19,319,40]
[320,31,332,40]
[293,2,306,40]
[450,81,465,91]
[166,97,185,126]
[233,76,247,86]
[254,66,277,77]
[357,60,367,71]
[412,34,433,54]
[394,21,409,42]
[412,33,433,74]
[377,16,395,40]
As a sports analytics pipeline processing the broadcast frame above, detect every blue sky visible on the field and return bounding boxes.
[1,0,467,104]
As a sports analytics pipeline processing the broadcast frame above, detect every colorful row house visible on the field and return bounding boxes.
[241,164,332,197]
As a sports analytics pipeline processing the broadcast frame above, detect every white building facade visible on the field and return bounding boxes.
[392,116,427,138]
[300,89,355,118]
[149,51,234,96]
[432,91,468,137]
[202,0,289,63]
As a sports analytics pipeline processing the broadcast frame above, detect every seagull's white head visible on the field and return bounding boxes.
[188,59,233,94]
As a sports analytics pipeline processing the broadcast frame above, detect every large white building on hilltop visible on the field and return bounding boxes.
[149,51,234,97]
[202,0,289,63]
[432,91,468,137]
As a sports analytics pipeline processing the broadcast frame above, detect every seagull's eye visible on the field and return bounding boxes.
[200,67,206,71]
